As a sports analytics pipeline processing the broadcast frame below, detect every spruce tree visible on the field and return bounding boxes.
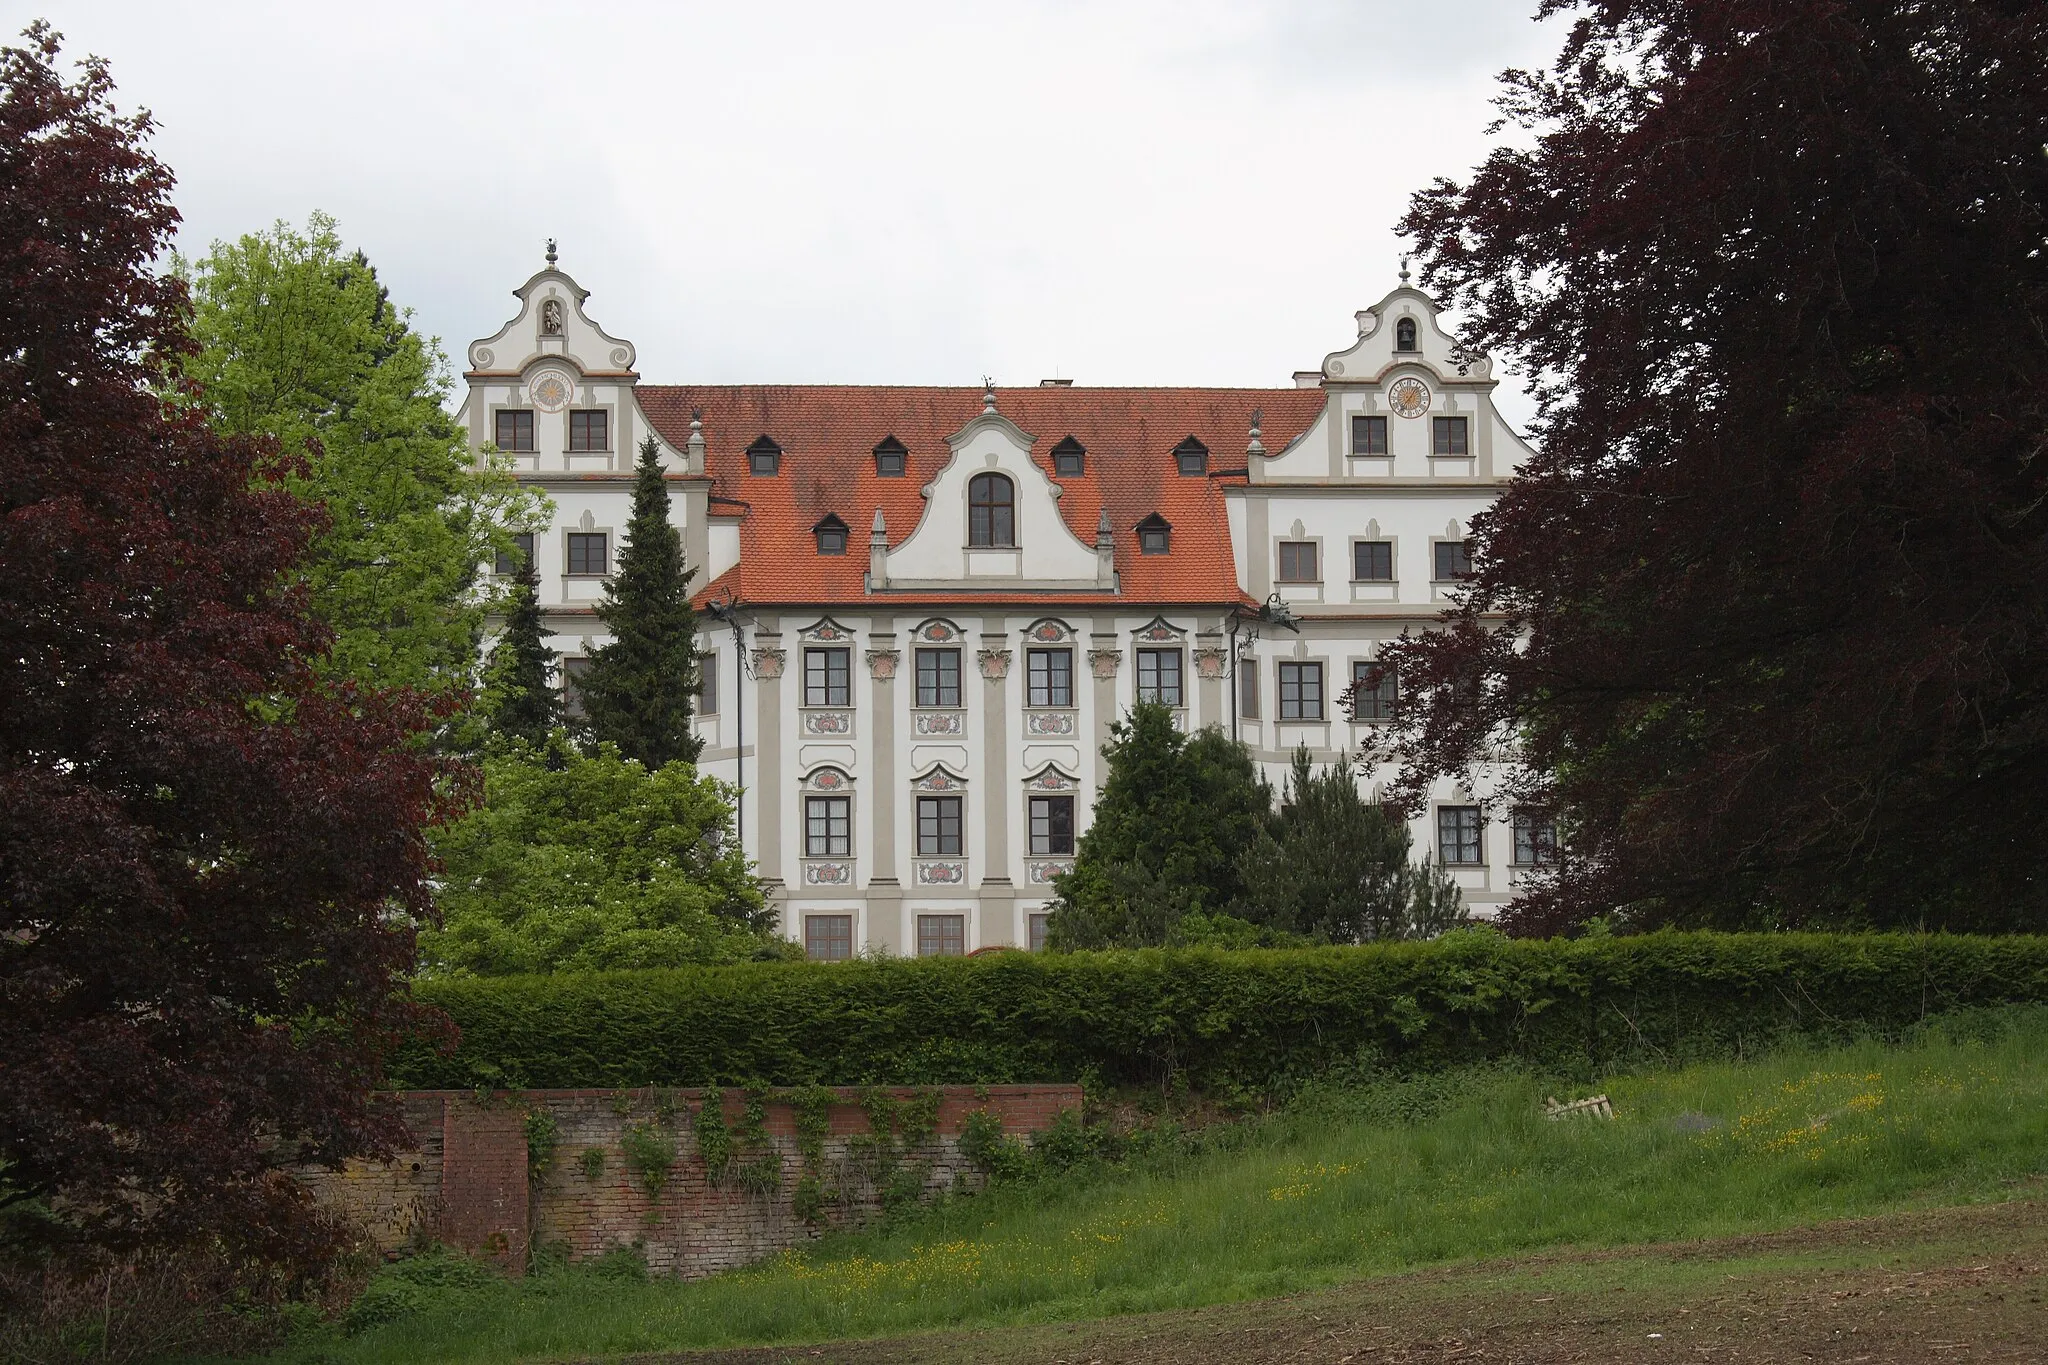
[579,436,702,767]
[482,556,563,746]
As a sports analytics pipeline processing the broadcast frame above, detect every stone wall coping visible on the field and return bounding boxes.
[392,1083,1079,1100]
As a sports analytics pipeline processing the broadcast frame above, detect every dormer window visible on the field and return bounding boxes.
[968,472,1015,548]
[873,436,907,477]
[813,514,849,555]
[1051,436,1086,477]
[1136,514,1171,554]
[1395,317,1419,352]
[1173,436,1208,476]
[747,435,781,476]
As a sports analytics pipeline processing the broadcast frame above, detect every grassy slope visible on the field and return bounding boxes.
[259,1011,2048,1365]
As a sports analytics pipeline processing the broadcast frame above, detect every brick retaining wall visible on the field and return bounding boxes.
[302,1085,1080,1279]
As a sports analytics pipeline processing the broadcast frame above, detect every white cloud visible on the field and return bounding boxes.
[27,0,1559,429]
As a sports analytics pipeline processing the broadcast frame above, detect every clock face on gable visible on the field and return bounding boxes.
[1388,376,1431,419]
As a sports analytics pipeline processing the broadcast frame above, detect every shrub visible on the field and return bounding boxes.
[393,932,2048,1099]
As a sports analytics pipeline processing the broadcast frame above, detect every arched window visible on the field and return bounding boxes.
[1395,317,1418,352]
[968,472,1015,547]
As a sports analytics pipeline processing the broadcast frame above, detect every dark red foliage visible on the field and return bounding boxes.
[0,25,462,1268]
[1376,1,2048,932]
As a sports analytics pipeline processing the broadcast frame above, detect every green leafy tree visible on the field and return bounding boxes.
[480,557,563,747]
[183,212,544,711]
[1046,703,1270,948]
[1236,748,1463,942]
[579,435,701,767]
[421,739,769,974]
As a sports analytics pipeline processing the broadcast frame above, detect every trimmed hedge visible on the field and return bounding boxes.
[392,932,2048,1095]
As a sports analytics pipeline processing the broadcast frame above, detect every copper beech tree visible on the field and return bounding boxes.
[0,26,461,1269]
[1371,1,2048,932]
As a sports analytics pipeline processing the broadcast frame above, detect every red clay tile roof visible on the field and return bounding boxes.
[637,386,1324,608]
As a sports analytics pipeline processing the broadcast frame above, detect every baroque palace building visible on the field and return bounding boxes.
[457,252,1538,958]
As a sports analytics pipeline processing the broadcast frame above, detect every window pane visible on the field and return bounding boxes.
[1136,649,1182,705]
[816,527,846,554]
[1353,541,1393,581]
[495,531,535,576]
[568,410,608,452]
[1350,660,1396,721]
[1027,649,1072,707]
[1513,810,1556,866]
[805,915,853,961]
[969,473,1015,547]
[1438,806,1483,865]
[1240,663,1260,718]
[917,796,963,855]
[561,656,591,719]
[698,649,718,715]
[916,648,960,707]
[806,796,851,856]
[917,914,965,957]
[1029,795,1075,855]
[1351,414,1389,455]
[1278,541,1318,582]
[1431,416,1469,456]
[1434,540,1473,580]
[805,647,850,706]
[1278,662,1324,720]
[567,532,607,576]
[495,409,534,452]
[1028,913,1050,952]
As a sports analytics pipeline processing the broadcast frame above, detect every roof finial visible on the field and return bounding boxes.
[1246,408,1266,460]
[546,237,558,267]
[982,376,997,414]
[1398,255,1410,285]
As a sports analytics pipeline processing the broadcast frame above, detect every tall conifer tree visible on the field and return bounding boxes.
[579,436,702,767]
[481,557,563,747]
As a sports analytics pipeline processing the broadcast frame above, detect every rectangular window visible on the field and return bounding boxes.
[917,796,963,856]
[495,531,535,576]
[566,531,608,576]
[1513,810,1557,867]
[1277,541,1319,583]
[1028,913,1050,952]
[561,656,591,720]
[804,914,853,962]
[1438,806,1483,866]
[1351,414,1389,456]
[1028,795,1075,855]
[915,648,960,708]
[697,649,718,716]
[1352,540,1394,581]
[567,409,608,452]
[917,913,965,957]
[495,409,535,453]
[1278,661,1324,720]
[1434,540,1474,581]
[1431,416,1470,456]
[1136,648,1182,706]
[804,647,850,707]
[1026,648,1073,707]
[805,796,851,857]
[1350,660,1396,721]
[1240,662,1260,718]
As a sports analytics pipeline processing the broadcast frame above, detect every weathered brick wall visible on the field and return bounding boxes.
[308,1085,1080,1279]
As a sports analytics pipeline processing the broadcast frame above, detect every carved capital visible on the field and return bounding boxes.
[1087,648,1123,680]
[752,647,786,680]
[977,648,1013,681]
[1193,646,1229,681]
[866,648,901,680]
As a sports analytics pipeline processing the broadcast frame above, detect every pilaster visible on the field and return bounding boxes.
[751,621,785,892]
[1088,623,1122,792]
[865,628,901,953]
[978,626,1014,927]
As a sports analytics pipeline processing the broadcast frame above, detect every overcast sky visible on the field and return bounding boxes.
[24,0,1559,429]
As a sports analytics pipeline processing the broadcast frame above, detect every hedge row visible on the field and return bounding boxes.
[392,933,2048,1096]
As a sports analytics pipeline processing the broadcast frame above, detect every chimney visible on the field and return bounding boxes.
[686,408,706,476]
[1095,507,1116,590]
[868,508,888,590]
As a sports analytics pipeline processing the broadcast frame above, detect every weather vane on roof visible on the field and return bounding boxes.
[545,237,558,268]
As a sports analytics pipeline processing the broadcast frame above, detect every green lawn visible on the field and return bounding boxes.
[254,1008,2048,1364]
